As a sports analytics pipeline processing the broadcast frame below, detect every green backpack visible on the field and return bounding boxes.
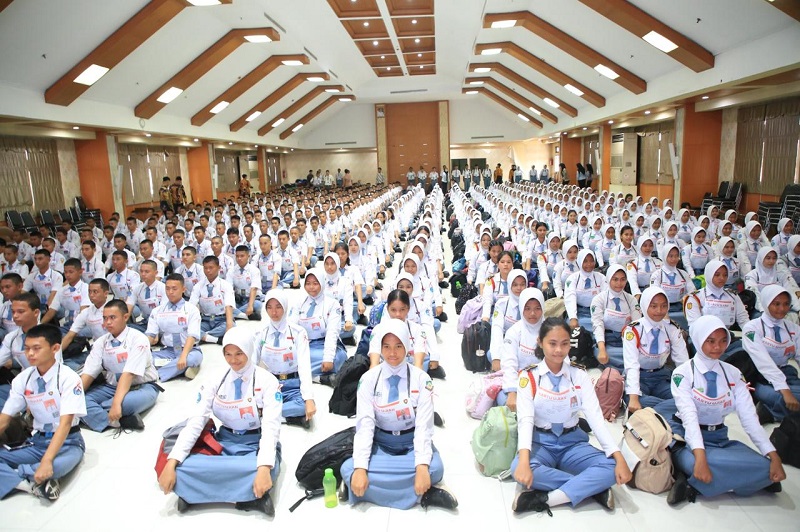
[471,406,518,477]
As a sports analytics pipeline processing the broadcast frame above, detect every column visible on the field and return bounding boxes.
[187,142,214,204]
[75,131,118,221]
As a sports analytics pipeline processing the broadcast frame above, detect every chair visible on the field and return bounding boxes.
[758,184,800,233]
[5,210,24,231]
[57,208,71,224]
[20,211,38,231]
[40,209,57,231]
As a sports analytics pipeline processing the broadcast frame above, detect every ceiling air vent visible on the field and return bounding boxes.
[389,89,428,94]
[303,47,318,61]
[325,141,358,146]
[262,13,286,33]
[470,135,505,140]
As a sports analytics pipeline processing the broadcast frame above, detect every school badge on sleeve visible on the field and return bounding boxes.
[425,380,433,391]
[672,375,683,387]
[519,376,529,389]
[624,330,634,341]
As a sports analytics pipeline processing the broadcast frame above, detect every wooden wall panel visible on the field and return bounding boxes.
[680,104,722,207]
[187,143,213,204]
[75,134,115,221]
[385,102,440,184]
[638,182,674,205]
[560,136,582,181]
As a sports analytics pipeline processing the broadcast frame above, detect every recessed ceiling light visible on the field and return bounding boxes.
[473,67,491,73]
[145,133,152,137]
[281,60,304,66]
[644,110,651,115]
[380,55,385,59]
[193,138,199,142]
[528,107,541,115]
[414,38,420,43]
[517,113,530,122]
[290,148,294,151]
[491,20,517,29]
[594,64,619,80]
[246,111,261,122]
[564,84,584,96]
[156,86,183,104]
[254,145,259,148]
[608,120,614,124]
[275,146,279,149]
[187,0,220,5]
[419,65,423,69]
[244,35,272,43]
[339,97,353,102]
[325,88,341,93]
[363,21,369,27]
[292,124,304,132]
[543,97,559,108]
[465,90,478,95]
[73,64,109,86]
[468,80,484,85]
[72,126,79,130]
[373,40,378,46]
[701,95,709,100]
[411,19,417,24]
[582,127,588,130]
[480,48,502,56]
[272,118,285,127]
[228,142,233,145]
[210,101,229,114]
[643,30,678,53]
[417,53,422,57]
[386,67,391,71]
[306,76,324,82]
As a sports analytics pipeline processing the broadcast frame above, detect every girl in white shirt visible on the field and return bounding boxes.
[591,264,642,369]
[745,246,800,312]
[498,288,545,411]
[564,249,606,330]
[488,269,528,371]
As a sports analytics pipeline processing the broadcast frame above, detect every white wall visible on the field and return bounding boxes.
[281,151,379,184]
[295,104,377,150]
[449,98,535,144]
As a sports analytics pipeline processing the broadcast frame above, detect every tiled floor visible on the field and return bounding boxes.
[3,234,798,531]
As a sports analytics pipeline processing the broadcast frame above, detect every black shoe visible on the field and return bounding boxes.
[338,480,349,501]
[375,283,384,291]
[667,471,697,506]
[438,281,449,289]
[592,488,614,510]
[236,492,274,516]
[437,311,448,323]
[433,411,445,427]
[119,413,145,431]
[176,496,191,513]
[443,271,450,278]
[285,416,311,429]
[363,296,375,306]
[319,373,336,387]
[377,272,385,280]
[420,486,458,510]
[578,418,592,433]
[756,402,775,425]
[512,490,552,515]
[249,313,262,322]
[342,336,357,346]
[356,315,369,326]
[428,365,446,380]
[764,482,782,493]
[216,336,224,345]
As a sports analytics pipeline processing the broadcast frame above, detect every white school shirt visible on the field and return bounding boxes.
[175,263,203,296]
[255,322,313,402]
[352,362,434,469]
[0,300,18,334]
[167,245,186,271]
[104,249,136,270]
[226,263,263,299]
[590,290,641,344]
[741,315,800,392]
[134,257,165,279]
[83,327,159,387]
[289,294,342,363]
[80,255,106,283]
[69,303,107,340]
[107,268,141,300]
[2,363,86,432]
[189,275,235,317]
[167,365,281,468]
[622,319,689,396]
[145,299,202,349]
[126,280,167,321]
[500,321,542,393]
[23,268,63,306]
[49,280,90,326]
[0,327,64,369]
[563,271,606,320]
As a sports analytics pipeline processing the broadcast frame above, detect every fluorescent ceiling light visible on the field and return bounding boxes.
[491,20,517,29]
[156,87,183,104]
[246,111,261,122]
[474,67,491,73]
[193,138,199,142]
[419,65,423,69]
[339,97,353,102]
[582,127,588,130]
[528,107,541,115]
[468,80,484,85]
[594,64,619,80]
[272,118,285,127]
[517,113,530,122]
[386,67,391,71]
[245,35,272,43]
[643,30,678,53]
[187,0,220,6]
[145,133,152,137]
[228,142,233,145]
[325,88,341,93]
[564,84,584,96]
[417,53,422,57]
[380,55,385,59]
[72,126,80,130]
[209,101,229,114]
[644,110,651,115]
[701,95,709,100]
[373,40,378,45]
[292,124,304,132]
[306,76,324,82]
[465,90,478,95]
[73,64,109,86]
[480,48,502,56]
[543,97,559,108]
[608,120,614,124]
[281,60,304,66]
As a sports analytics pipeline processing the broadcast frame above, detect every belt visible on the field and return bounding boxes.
[221,426,261,436]
[42,426,81,438]
[377,427,415,436]
[673,415,724,432]
[536,425,579,435]
[642,367,665,373]
[274,371,299,381]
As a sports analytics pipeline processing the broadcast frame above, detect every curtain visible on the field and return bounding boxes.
[582,135,599,169]
[215,150,239,192]
[119,144,181,205]
[0,136,64,216]
[635,122,674,184]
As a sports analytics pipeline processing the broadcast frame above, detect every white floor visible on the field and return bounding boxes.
[4,233,799,532]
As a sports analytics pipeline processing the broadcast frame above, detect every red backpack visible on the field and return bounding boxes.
[594,367,624,421]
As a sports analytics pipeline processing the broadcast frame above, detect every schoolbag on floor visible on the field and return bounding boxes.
[770,417,800,468]
[620,408,674,493]
[450,272,467,298]
[462,321,491,372]
[594,367,624,421]
[457,296,483,334]
[295,426,356,489]
[329,354,370,417]
[465,371,503,419]
[455,283,479,314]
[569,326,597,368]
[154,419,222,477]
[368,300,386,327]
[472,406,518,477]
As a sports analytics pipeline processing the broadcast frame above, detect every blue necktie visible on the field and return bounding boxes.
[233,377,243,400]
[145,286,151,299]
[500,280,508,294]
[644,258,651,272]
[69,286,76,293]
[696,246,703,254]
[754,242,760,252]
[774,325,783,343]
[240,267,245,274]
[649,329,660,355]
[37,376,46,393]
[115,273,122,283]
[546,373,563,436]
[387,374,401,403]
[551,252,558,262]
[38,274,46,281]
[5,306,12,321]
[666,273,676,285]
[724,258,733,270]
[568,263,575,272]
[207,284,214,297]
[186,268,192,277]
[704,371,717,398]
[612,297,621,311]
[273,331,281,347]
[307,299,317,317]
[110,339,121,347]
[85,261,91,272]
[584,277,592,289]
[794,257,800,267]
[515,305,520,321]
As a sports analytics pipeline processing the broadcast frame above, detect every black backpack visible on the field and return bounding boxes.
[569,326,597,368]
[455,283,479,314]
[724,349,768,386]
[295,426,356,489]
[328,354,370,417]
[462,320,491,372]
[770,417,800,468]
[450,272,467,298]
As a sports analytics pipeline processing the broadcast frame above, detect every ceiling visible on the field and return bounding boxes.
[0,0,797,149]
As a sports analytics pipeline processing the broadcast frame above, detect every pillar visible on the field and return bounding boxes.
[187,142,214,204]
[679,104,722,207]
[75,131,117,221]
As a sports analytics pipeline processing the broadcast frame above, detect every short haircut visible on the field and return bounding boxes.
[82,240,97,249]
[105,299,128,315]
[235,245,250,254]
[226,227,239,236]
[25,323,62,347]
[183,246,197,255]
[114,233,127,241]
[164,273,185,285]
[5,244,18,253]
[64,258,82,270]
[89,278,110,291]
[13,292,41,311]
[34,249,51,258]
[112,250,128,260]
[202,255,219,266]
[140,259,158,271]
[1,273,23,285]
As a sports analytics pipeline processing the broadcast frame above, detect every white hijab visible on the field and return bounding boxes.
[518,287,545,336]
[639,286,669,328]
[689,315,730,359]
[264,288,288,331]
[222,327,256,377]
[373,318,412,373]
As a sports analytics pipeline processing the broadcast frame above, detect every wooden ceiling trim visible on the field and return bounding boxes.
[409,65,436,76]
[45,0,188,107]
[341,18,389,40]
[191,54,308,127]
[578,0,714,73]
[0,0,14,14]
[391,16,435,38]
[326,0,381,18]
[229,72,329,132]
[765,0,800,23]
[471,62,578,117]
[465,87,541,128]
[484,11,647,94]
[476,42,606,108]
[134,27,280,119]
[257,85,343,135]
[279,96,345,140]
[385,0,433,17]
[467,76,558,124]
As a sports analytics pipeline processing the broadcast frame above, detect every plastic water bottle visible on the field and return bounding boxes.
[455,281,462,290]
[323,468,338,508]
